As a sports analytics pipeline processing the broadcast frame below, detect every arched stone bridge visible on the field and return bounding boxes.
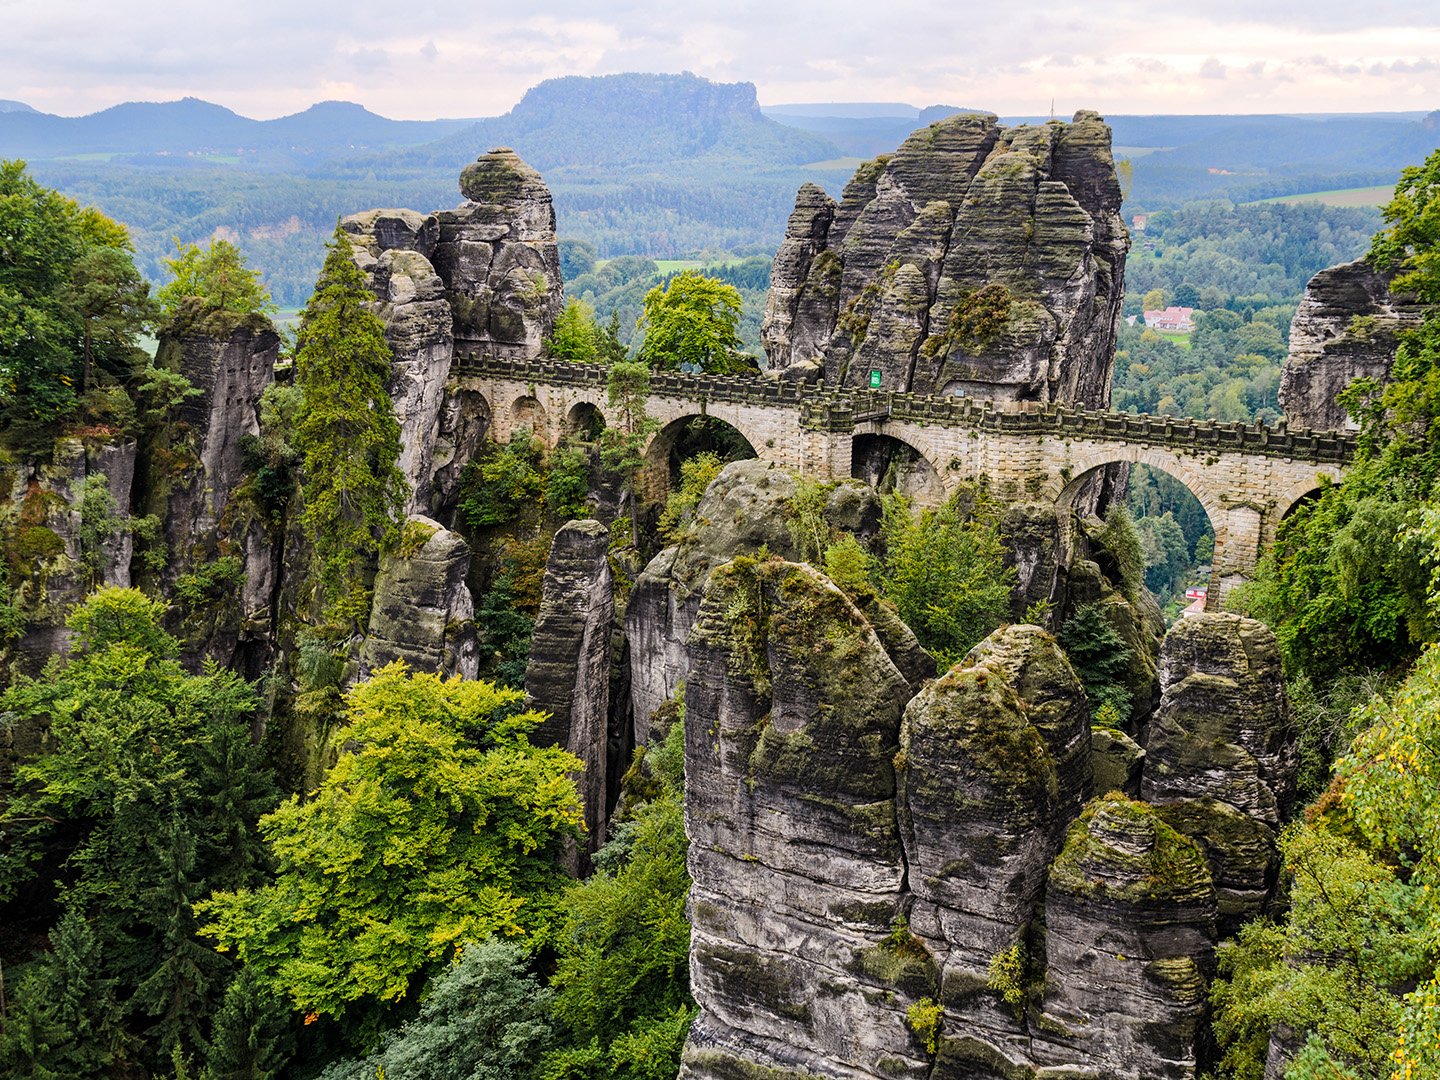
[451,354,1355,608]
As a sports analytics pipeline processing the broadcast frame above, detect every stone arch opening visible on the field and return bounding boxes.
[641,415,758,502]
[1277,483,1328,527]
[851,433,944,504]
[511,395,547,436]
[1060,460,1219,620]
[566,401,605,441]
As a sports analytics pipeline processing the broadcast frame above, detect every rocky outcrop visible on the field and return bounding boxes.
[343,214,454,513]
[343,149,562,520]
[1142,613,1296,928]
[439,149,564,360]
[1280,258,1423,430]
[1,435,137,672]
[626,459,882,739]
[359,516,478,680]
[762,111,1128,406]
[682,557,922,1080]
[524,519,614,867]
[143,309,279,668]
[1035,794,1217,1079]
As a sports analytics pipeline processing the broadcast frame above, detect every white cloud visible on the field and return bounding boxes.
[0,0,1436,118]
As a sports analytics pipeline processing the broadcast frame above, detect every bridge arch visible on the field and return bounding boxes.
[1049,447,1226,533]
[510,394,548,437]
[566,401,605,440]
[640,414,759,502]
[851,432,945,504]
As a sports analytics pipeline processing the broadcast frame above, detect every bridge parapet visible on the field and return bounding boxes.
[451,354,1357,466]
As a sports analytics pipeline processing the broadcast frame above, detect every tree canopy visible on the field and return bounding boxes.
[292,224,406,626]
[635,270,750,374]
[198,662,583,1030]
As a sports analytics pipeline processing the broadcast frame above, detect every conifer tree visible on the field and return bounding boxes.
[293,225,406,626]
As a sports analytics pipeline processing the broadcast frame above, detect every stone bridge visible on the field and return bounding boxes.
[451,355,1355,608]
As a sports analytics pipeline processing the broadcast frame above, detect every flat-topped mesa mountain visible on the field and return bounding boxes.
[762,110,1128,404]
[1280,257,1426,430]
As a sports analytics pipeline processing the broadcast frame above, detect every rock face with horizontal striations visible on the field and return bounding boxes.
[342,149,562,521]
[762,111,1128,406]
[1280,258,1424,430]
[625,459,883,740]
[1142,613,1296,929]
[342,214,455,514]
[1034,794,1217,1080]
[360,515,478,680]
[143,307,279,669]
[681,557,925,1080]
[524,519,614,868]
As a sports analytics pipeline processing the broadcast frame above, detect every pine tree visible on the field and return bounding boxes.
[293,225,406,626]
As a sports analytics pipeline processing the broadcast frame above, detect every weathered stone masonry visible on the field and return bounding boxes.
[450,354,1353,608]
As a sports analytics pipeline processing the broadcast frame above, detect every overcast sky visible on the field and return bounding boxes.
[4,0,1438,119]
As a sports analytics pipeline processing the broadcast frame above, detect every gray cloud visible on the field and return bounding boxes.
[1200,57,1228,80]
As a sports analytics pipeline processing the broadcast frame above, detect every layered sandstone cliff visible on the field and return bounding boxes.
[762,111,1128,404]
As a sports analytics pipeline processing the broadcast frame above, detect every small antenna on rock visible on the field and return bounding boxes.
[1050,97,1055,120]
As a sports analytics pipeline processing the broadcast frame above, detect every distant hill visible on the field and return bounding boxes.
[395,73,839,171]
[0,97,472,163]
[0,99,36,114]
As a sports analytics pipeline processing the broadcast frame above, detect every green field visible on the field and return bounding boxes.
[651,257,744,273]
[800,156,868,171]
[1253,185,1393,208]
[1152,328,1193,350]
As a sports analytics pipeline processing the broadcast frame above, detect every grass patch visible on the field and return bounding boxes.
[1251,185,1393,208]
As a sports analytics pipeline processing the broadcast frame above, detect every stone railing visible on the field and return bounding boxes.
[451,354,1357,465]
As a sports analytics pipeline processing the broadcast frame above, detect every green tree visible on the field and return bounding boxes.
[157,237,275,319]
[542,712,694,1080]
[198,662,583,1030]
[0,161,154,438]
[601,359,660,545]
[314,939,554,1080]
[635,270,748,373]
[202,966,295,1080]
[546,298,603,362]
[873,492,1014,669]
[293,225,406,625]
[1058,603,1136,721]
[0,587,274,1076]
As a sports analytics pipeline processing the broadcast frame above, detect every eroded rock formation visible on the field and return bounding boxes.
[360,515,478,680]
[626,459,881,738]
[525,518,614,867]
[341,148,562,519]
[1280,258,1424,430]
[1143,612,1296,928]
[762,111,1128,404]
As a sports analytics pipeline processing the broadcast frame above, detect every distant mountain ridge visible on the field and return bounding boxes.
[0,96,472,160]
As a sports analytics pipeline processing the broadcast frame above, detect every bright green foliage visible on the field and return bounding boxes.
[602,359,660,545]
[986,944,1027,1013]
[545,441,593,520]
[0,587,274,1076]
[460,435,546,528]
[823,533,877,597]
[293,225,406,624]
[199,662,583,1026]
[873,493,1013,669]
[635,270,749,373]
[1209,826,1428,1079]
[906,998,943,1057]
[546,298,604,362]
[1059,603,1136,721]
[785,477,832,566]
[1240,152,1440,678]
[1370,149,1440,304]
[0,160,154,437]
[657,451,722,542]
[314,938,554,1080]
[72,472,129,589]
[156,237,275,319]
[543,715,695,1080]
